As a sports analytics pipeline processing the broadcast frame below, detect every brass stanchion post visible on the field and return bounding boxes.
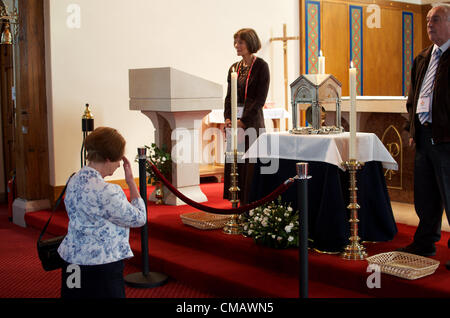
[341,159,367,260]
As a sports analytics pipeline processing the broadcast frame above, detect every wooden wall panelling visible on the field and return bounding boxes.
[322,1,349,96]
[300,0,427,96]
[363,6,403,96]
[358,112,414,203]
[0,44,15,192]
[15,0,50,200]
[421,4,432,50]
[320,0,421,13]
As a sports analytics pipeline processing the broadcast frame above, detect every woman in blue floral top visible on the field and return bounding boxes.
[58,127,146,298]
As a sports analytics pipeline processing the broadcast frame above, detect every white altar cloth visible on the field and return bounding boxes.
[243,132,398,171]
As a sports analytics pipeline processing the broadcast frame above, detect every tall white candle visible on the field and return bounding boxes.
[231,68,238,151]
[319,50,325,74]
[349,61,357,159]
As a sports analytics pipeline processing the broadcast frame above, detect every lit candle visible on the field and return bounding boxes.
[231,67,238,151]
[319,50,325,74]
[349,61,357,159]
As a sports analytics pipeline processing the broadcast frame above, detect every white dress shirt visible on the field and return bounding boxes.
[418,39,450,122]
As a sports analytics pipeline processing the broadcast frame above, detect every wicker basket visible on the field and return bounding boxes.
[180,212,232,230]
[366,252,440,280]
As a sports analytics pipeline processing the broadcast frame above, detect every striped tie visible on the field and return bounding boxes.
[418,48,442,124]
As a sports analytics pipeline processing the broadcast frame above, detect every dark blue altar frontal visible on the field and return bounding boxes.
[250,159,398,252]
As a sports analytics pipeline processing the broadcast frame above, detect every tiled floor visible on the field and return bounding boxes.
[391,201,450,232]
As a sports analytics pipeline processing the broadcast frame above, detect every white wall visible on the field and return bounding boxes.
[45,0,300,186]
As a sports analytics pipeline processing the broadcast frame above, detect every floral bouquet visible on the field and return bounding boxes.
[239,197,299,249]
[145,143,172,185]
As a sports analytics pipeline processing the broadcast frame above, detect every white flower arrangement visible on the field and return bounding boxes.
[239,197,299,249]
[145,143,172,185]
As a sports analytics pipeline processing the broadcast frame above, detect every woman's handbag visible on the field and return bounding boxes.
[37,174,74,271]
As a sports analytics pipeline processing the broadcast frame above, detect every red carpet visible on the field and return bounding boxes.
[0,205,213,298]
[6,182,450,298]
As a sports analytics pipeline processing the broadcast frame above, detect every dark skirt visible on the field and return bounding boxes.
[223,131,261,205]
[223,160,255,205]
[61,260,125,298]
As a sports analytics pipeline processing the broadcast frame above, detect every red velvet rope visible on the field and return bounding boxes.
[148,161,295,215]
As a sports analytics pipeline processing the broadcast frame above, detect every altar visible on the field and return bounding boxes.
[244,131,398,252]
[324,96,412,203]
[206,107,291,132]
[199,107,291,181]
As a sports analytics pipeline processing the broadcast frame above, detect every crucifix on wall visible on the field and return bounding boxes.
[270,24,299,129]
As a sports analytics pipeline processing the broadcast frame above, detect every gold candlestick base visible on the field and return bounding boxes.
[341,159,367,260]
[341,237,367,260]
[223,213,242,235]
[155,181,164,205]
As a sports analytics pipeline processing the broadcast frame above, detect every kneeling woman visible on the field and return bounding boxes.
[58,127,146,298]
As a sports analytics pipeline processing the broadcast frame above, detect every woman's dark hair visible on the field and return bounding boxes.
[234,28,261,54]
[85,127,125,162]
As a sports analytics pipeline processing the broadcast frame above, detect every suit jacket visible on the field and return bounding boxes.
[224,57,270,131]
[406,44,450,144]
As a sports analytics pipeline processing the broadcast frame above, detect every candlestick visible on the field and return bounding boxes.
[231,68,238,151]
[224,68,241,235]
[341,159,367,260]
[349,61,357,159]
[319,50,325,74]
[223,148,241,235]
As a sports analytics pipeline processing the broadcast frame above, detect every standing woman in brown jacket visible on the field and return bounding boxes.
[223,28,270,205]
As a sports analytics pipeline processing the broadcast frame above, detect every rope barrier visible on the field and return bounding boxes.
[147,160,295,215]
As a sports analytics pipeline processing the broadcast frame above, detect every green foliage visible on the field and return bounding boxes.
[145,143,172,185]
[239,197,299,249]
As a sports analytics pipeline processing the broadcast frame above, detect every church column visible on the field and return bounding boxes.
[12,0,51,227]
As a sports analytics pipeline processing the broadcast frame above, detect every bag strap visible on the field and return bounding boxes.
[38,173,75,243]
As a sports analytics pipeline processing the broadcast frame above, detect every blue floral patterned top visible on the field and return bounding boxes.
[58,166,146,265]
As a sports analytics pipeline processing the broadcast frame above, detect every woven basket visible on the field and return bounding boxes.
[366,252,440,280]
[180,212,232,230]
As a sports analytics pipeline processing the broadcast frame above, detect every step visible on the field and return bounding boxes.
[24,209,370,298]
[136,213,298,275]
[128,235,373,298]
[128,236,298,298]
[306,246,450,298]
[24,208,450,298]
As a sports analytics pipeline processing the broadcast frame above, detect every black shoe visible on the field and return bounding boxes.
[396,242,436,257]
[446,261,450,270]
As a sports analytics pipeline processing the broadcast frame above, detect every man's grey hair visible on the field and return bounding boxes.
[431,3,450,21]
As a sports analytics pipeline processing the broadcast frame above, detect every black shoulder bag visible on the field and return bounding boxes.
[37,174,74,271]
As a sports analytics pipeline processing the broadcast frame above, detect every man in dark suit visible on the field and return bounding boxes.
[399,3,450,270]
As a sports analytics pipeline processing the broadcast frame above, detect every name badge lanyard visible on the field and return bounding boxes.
[237,56,256,103]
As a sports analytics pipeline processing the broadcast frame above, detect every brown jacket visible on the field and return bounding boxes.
[406,45,450,144]
[224,57,270,131]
